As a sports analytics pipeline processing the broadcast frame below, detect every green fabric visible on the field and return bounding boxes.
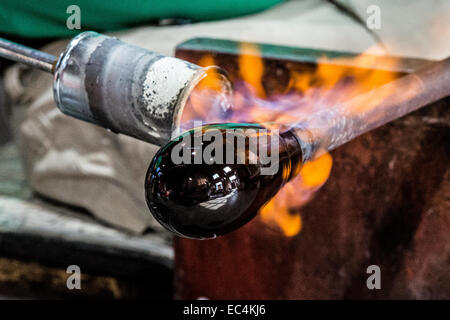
[0,0,284,38]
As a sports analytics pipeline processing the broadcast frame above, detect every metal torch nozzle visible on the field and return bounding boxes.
[0,32,232,146]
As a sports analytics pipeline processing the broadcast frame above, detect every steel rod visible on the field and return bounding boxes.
[0,37,57,73]
[293,57,450,160]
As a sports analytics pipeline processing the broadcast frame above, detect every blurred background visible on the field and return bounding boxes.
[0,0,448,299]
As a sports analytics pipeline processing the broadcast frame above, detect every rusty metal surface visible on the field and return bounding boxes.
[174,39,450,299]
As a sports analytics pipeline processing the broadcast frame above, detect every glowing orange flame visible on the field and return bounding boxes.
[260,199,302,237]
[260,153,333,236]
[238,43,266,98]
[182,42,403,237]
[300,153,333,188]
[181,54,232,129]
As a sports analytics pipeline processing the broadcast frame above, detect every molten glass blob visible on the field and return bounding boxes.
[144,124,303,239]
